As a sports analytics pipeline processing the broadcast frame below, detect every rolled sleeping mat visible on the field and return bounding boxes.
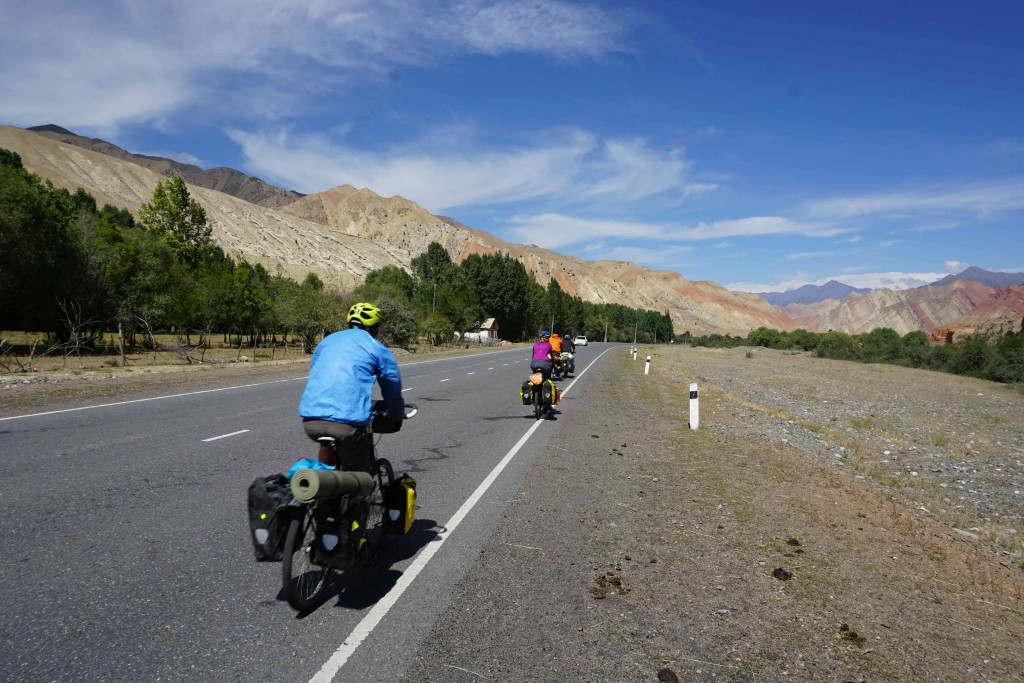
[290,469,375,503]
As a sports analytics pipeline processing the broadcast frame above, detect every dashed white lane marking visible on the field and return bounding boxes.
[201,429,250,442]
[467,372,476,375]
[308,346,619,683]
[488,367,495,370]
[439,378,450,382]
[402,388,413,392]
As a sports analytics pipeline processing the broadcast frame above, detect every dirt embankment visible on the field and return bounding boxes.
[404,346,1024,683]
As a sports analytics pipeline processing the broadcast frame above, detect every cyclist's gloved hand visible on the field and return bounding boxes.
[377,416,402,433]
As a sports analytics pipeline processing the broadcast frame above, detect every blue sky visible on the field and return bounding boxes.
[2,0,1022,292]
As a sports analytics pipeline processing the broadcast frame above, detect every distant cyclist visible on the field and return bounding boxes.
[549,332,563,355]
[298,302,405,473]
[530,330,555,380]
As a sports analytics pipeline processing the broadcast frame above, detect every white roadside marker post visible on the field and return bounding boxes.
[644,355,651,376]
[688,383,699,430]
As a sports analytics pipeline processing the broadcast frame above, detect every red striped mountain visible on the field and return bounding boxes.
[785,280,1000,335]
[929,285,1024,342]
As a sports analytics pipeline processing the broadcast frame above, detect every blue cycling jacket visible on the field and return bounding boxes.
[298,328,404,426]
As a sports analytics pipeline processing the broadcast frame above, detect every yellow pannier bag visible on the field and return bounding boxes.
[383,474,417,534]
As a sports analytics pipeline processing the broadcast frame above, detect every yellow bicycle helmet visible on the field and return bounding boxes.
[347,302,383,328]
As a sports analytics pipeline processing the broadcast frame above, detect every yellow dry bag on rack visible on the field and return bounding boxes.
[383,474,417,534]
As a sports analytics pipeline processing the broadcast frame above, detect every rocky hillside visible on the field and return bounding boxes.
[27,125,305,208]
[3,124,792,335]
[929,285,1024,342]
[278,185,795,335]
[785,279,998,335]
[1,124,406,291]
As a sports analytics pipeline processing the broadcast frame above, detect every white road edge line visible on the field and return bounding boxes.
[201,429,250,442]
[308,345,618,683]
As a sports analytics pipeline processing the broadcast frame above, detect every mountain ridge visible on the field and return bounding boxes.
[755,280,871,306]
[929,265,1024,288]
[26,124,305,209]
[3,123,792,335]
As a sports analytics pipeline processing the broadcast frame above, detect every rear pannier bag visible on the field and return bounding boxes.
[312,493,368,567]
[541,379,560,406]
[383,474,417,535]
[248,473,295,561]
[519,380,534,405]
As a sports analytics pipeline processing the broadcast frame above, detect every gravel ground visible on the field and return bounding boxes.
[678,346,1024,559]
[404,345,1024,683]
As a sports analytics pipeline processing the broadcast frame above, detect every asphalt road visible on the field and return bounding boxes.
[0,343,615,682]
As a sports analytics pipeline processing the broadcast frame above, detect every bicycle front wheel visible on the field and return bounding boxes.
[282,505,331,611]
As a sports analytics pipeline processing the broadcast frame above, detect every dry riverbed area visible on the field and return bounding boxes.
[405,346,1024,683]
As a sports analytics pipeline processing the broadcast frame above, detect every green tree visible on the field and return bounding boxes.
[859,327,902,362]
[275,273,340,352]
[0,153,90,333]
[816,331,854,359]
[460,253,534,340]
[138,175,213,268]
[411,242,454,284]
[356,265,415,303]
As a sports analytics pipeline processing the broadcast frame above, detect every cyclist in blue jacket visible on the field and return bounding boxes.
[298,302,405,473]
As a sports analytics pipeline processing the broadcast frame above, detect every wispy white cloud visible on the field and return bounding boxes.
[879,239,904,248]
[135,150,205,166]
[229,126,708,210]
[577,242,694,267]
[804,181,1024,219]
[505,213,668,249]
[784,251,833,261]
[669,216,844,240]
[944,260,971,273]
[0,0,624,132]
[504,213,845,252]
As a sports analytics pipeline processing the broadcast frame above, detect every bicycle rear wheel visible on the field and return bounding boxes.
[364,458,395,550]
[282,505,331,611]
[533,386,543,419]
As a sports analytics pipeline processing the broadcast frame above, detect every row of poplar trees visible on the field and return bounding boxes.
[0,147,673,356]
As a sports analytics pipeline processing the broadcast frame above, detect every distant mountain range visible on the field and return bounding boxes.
[755,280,871,307]
[929,266,1024,288]
[5,122,1023,338]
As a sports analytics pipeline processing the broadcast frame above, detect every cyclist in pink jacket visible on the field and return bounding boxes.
[530,331,555,380]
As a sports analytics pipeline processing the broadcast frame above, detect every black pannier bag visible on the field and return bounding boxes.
[519,380,534,405]
[248,473,295,561]
[382,474,417,535]
[312,493,369,567]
